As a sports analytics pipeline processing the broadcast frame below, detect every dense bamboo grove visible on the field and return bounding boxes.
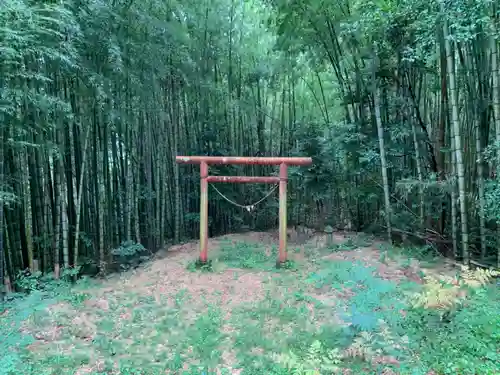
[1,0,499,292]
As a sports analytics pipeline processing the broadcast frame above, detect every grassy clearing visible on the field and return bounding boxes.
[1,232,499,375]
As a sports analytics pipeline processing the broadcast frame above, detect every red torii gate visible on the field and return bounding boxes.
[176,156,313,267]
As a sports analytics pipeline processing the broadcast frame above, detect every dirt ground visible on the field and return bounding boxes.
[17,230,462,375]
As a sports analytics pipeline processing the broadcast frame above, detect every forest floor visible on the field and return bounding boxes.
[1,231,499,375]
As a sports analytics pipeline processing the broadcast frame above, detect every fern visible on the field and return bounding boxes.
[459,266,499,288]
[412,266,498,314]
[276,340,342,375]
[344,331,375,360]
[277,350,309,375]
[406,283,500,373]
[411,275,464,312]
[344,320,406,362]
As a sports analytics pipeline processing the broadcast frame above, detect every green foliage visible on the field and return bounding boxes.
[411,266,499,316]
[110,241,148,271]
[186,259,215,273]
[216,240,276,270]
[398,265,500,374]
[110,241,146,257]
[186,306,224,365]
[14,268,82,293]
[399,245,441,262]
[344,321,408,365]
[276,340,342,375]
[308,259,413,341]
[0,191,18,206]
[483,179,500,224]
[3,241,499,375]
[14,270,44,293]
[2,0,500,370]
[0,289,69,375]
[333,235,373,251]
[278,259,300,270]
[336,237,358,251]
[185,239,296,273]
[406,284,500,374]
[0,0,78,133]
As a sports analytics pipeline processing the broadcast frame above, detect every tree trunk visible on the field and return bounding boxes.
[372,47,392,243]
[443,10,469,263]
[491,30,500,267]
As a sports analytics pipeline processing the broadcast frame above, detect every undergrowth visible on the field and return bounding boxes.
[1,240,499,375]
[217,240,276,269]
[404,267,500,374]
[0,277,93,375]
[276,340,342,374]
[186,240,299,272]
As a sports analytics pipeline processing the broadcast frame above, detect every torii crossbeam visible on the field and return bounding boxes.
[176,156,313,267]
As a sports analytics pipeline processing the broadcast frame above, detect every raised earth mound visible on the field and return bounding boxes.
[2,231,498,375]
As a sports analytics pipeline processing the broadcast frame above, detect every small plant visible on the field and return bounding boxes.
[14,270,43,293]
[406,281,500,374]
[399,245,440,261]
[277,259,299,271]
[111,240,146,257]
[14,269,76,293]
[60,266,81,281]
[110,241,148,271]
[411,266,499,317]
[186,259,214,272]
[217,241,274,269]
[379,250,388,264]
[412,275,465,313]
[338,237,357,251]
[344,319,407,362]
[459,265,499,288]
[276,340,342,375]
[344,331,375,361]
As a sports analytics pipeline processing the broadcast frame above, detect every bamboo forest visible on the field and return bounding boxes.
[1,0,499,374]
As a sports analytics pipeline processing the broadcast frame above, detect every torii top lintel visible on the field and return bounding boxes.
[175,156,312,166]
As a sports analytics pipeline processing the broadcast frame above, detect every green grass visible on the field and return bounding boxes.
[1,237,499,375]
